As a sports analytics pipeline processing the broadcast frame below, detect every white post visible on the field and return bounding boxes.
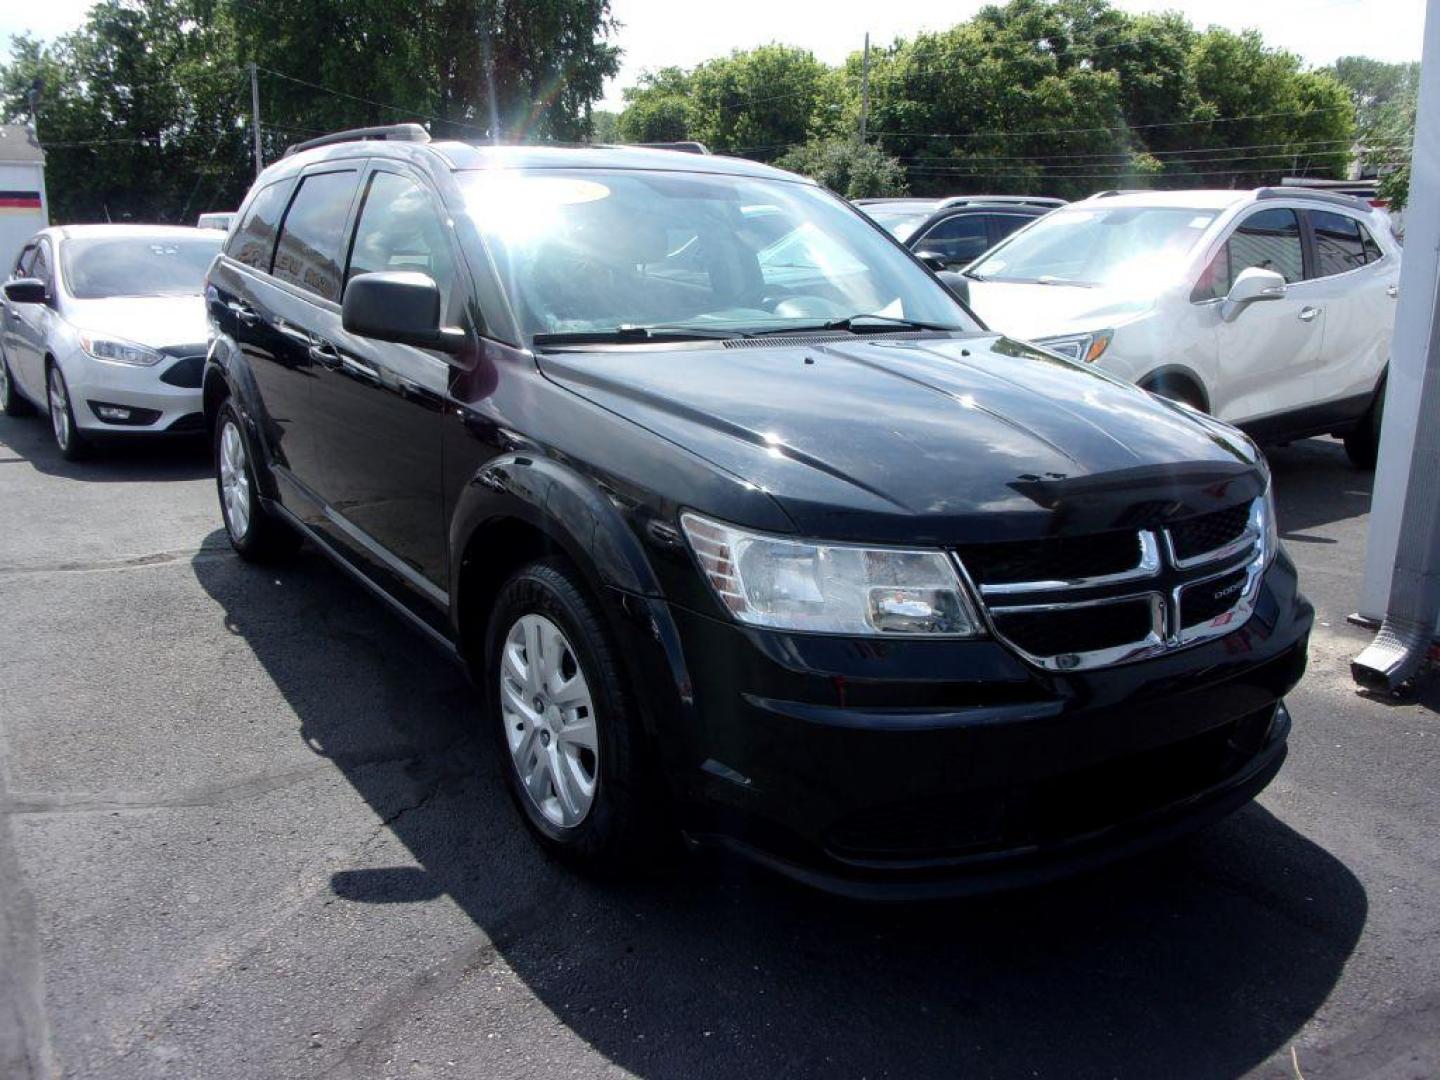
[1358,0,1440,625]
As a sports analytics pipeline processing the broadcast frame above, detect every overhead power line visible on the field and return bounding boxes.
[254,65,492,136]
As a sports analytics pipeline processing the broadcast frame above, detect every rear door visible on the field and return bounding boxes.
[1303,208,1399,409]
[304,164,458,624]
[1194,206,1322,425]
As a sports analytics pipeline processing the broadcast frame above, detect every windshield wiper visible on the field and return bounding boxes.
[532,324,747,348]
[743,313,962,338]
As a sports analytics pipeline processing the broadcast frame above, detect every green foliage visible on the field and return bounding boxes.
[774,137,907,198]
[617,0,1365,200]
[1327,56,1418,210]
[0,0,621,223]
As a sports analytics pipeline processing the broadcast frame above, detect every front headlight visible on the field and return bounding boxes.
[1036,328,1113,364]
[680,512,984,637]
[79,334,164,367]
[1255,474,1280,566]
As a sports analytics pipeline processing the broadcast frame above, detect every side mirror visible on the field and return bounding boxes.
[4,278,48,305]
[937,269,970,306]
[1221,267,1286,322]
[341,271,466,357]
[915,250,949,272]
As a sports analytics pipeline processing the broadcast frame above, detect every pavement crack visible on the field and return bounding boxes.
[0,544,232,578]
[1,764,330,816]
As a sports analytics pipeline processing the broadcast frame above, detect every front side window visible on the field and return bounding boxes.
[992,213,1036,242]
[1311,210,1369,277]
[273,170,360,301]
[460,169,972,337]
[228,181,291,271]
[346,171,457,315]
[30,241,51,287]
[914,214,990,266]
[61,235,222,299]
[13,244,35,278]
[969,205,1219,289]
[1193,208,1304,301]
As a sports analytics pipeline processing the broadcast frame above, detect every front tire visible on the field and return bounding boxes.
[485,559,667,874]
[47,364,86,460]
[214,401,300,561]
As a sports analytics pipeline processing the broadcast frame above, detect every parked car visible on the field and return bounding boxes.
[855,195,1066,270]
[1,224,226,458]
[956,188,1400,467]
[196,211,236,232]
[203,125,1311,898]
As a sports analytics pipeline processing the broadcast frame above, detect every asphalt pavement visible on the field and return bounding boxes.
[0,410,1436,1080]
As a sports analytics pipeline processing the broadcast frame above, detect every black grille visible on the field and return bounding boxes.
[1181,568,1249,629]
[1168,503,1250,561]
[159,354,205,388]
[166,412,206,433]
[992,598,1153,658]
[958,530,1140,586]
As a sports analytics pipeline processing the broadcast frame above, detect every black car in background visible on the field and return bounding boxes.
[202,126,1309,898]
[856,195,1066,270]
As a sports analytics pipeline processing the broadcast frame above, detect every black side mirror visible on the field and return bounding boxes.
[4,278,48,305]
[915,250,949,272]
[341,271,466,357]
[937,270,970,306]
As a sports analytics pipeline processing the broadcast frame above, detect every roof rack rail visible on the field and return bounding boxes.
[283,123,430,158]
[1254,186,1375,212]
[632,140,709,155]
[1090,189,1152,199]
[938,195,1067,209]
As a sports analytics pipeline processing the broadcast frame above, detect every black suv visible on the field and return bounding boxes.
[855,195,1065,271]
[202,126,1311,898]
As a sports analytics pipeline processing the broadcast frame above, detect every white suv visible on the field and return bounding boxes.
[958,188,1400,467]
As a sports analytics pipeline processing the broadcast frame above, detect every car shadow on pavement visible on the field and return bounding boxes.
[192,536,1368,1080]
[0,412,210,482]
[1266,437,1374,543]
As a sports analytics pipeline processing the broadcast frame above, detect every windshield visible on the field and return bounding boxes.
[968,206,1219,288]
[459,170,972,339]
[62,235,222,299]
[863,207,934,242]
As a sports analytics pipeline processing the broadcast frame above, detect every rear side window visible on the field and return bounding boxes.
[346,171,456,306]
[1311,211,1369,277]
[272,170,360,301]
[1361,225,1384,262]
[915,214,990,266]
[227,181,290,271]
[1194,208,1303,300]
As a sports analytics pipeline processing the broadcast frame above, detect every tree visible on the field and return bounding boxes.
[775,138,907,197]
[616,67,692,143]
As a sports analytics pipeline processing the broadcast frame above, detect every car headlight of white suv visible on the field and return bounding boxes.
[79,334,165,367]
[1036,328,1113,364]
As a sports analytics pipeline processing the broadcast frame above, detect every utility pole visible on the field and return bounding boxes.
[249,62,263,178]
[859,32,871,142]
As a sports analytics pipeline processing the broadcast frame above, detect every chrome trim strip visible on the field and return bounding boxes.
[979,531,1161,597]
[322,505,451,608]
[986,591,1167,673]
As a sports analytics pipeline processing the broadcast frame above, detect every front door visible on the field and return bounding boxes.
[7,238,55,400]
[1197,206,1322,425]
[304,166,458,625]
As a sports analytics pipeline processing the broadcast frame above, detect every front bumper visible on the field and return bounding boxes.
[654,550,1312,899]
[61,349,205,435]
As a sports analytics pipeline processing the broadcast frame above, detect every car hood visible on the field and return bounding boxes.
[63,295,210,350]
[964,279,1157,340]
[539,333,1262,545]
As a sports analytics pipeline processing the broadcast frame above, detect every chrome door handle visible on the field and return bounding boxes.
[1387,284,1400,299]
[226,301,259,327]
[307,343,341,369]
[1298,306,1320,322]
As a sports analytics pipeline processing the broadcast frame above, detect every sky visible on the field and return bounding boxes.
[0,0,1426,113]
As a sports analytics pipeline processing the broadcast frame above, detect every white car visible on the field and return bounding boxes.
[958,188,1401,467]
[0,224,225,459]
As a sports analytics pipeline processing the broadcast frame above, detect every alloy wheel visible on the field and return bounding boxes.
[218,419,252,541]
[499,613,599,829]
[48,368,70,451]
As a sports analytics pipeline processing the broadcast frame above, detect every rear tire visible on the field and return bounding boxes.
[214,400,301,561]
[0,350,32,416]
[485,558,669,875]
[1344,379,1385,470]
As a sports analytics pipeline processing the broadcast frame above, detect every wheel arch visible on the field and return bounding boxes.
[1138,364,1211,413]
